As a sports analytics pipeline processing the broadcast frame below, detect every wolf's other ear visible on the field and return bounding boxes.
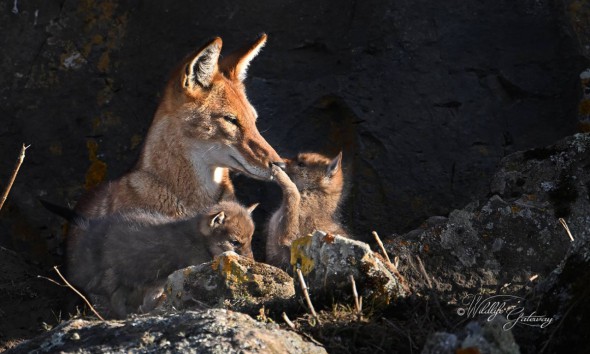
[326,151,343,178]
[210,211,226,227]
[184,37,222,91]
[246,203,259,214]
[219,33,267,82]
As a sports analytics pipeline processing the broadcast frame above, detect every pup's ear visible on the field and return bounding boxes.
[326,151,343,178]
[246,203,259,214]
[209,211,225,227]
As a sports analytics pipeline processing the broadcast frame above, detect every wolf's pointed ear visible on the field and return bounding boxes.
[326,151,343,178]
[183,37,222,91]
[219,33,267,82]
[210,211,225,227]
[246,203,259,214]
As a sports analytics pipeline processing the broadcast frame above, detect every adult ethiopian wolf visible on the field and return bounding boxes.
[74,34,282,224]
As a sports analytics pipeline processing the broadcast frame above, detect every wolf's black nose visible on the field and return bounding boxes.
[271,161,286,170]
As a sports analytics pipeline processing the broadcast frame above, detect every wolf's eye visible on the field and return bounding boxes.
[297,161,305,167]
[223,115,239,126]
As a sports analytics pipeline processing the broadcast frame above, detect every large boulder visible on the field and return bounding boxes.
[5,309,327,354]
[158,252,295,314]
[387,133,590,304]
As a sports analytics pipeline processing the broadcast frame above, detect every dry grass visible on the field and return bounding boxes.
[275,287,454,354]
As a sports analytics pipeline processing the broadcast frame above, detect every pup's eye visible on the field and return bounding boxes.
[223,115,239,126]
[230,240,242,248]
[297,161,305,167]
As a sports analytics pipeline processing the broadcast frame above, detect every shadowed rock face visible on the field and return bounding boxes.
[5,309,327,354]
[0,1,586,263]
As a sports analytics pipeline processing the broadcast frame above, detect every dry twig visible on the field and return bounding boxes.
[349,275,362,316]
[0,144,29,211]
[282,312,296,330]
[558,218,574,242]
[37,275,67,288]
[415,255,433,289]
[296,268,318,321]
[372,231,392,264]
[52,266,105,321]
[371,231,411,294]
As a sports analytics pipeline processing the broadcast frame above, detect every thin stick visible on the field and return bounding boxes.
[53,266,105,321]
[394,256,400,269]
[282,312,296,330]
[296,268,318,320]
[349,275,362,315]
[281,312,324,347]
[372,231,392,264]
[415,255,433,289]
[0,144,30,211]
[37,275,67,288]
[558,218,574,242]
[370,233,411,294]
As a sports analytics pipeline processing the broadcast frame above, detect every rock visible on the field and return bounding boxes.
[421,317,520,354]
[517,236,590,353]
[387,134,590,304]
[5,309,327,354]
[491,132,590,238]
[158,252,295,314]
[420,333,457,354]
[290,231,408,306]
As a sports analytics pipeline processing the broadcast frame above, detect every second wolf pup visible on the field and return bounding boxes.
[266,152,347,268]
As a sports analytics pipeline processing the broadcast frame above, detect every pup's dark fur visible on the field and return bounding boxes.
[68,201,256,318]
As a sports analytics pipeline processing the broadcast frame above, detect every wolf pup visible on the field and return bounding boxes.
[68,201,256,318]
[266,152,347,267]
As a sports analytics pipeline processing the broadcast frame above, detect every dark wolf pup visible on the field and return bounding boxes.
[68,201,257,318]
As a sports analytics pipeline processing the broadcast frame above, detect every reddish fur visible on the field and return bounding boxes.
[70,35,281,261]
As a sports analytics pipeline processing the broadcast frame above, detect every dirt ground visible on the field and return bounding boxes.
[0,247,71,352]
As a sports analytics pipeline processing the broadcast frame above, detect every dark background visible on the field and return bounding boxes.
[0,0,588,264]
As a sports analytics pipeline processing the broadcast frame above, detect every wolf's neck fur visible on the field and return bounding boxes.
[137,117,233,212]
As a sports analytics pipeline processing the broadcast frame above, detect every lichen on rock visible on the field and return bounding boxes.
[158,251,295,314]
